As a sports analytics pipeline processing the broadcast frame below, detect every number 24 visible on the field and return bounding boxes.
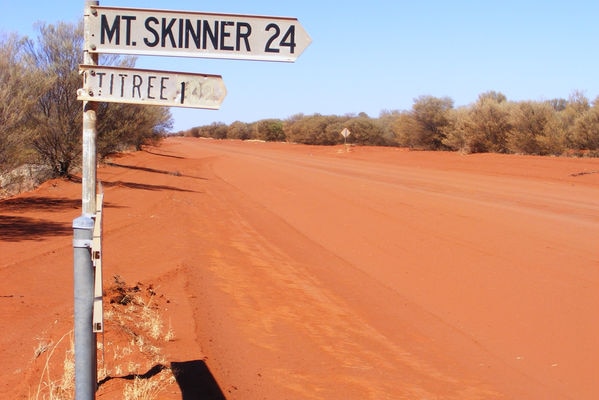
[265,24,296,54]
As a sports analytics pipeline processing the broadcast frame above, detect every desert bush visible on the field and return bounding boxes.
[97,103,171,156]
[390,96,454,150]
[253,119,285,142]
[506,101,561,155]
[227,121,252,140]
[569,97,599,151]
[190,122,228,139]
[377,110,401,146]
[466,91,512,153]
[185,90,599,157]
[388,112,415,148]
[284,113,343,145]
[407,95,454,150]
[281,113,392,146]
[441,107,471,152]
[344,114,390,146]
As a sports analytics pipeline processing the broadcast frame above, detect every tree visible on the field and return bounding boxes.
[570,96,599,151]
[547,98,568,112]
[227,121,252,140]
[560,91,596,151]
[0,34,37,171]
[192,122,228,139]
[284,114,349,145]
[97,103,172,156]
[344,115,389,146]
[23,22,172,175]
[407,95,454,150]
[507,101,558,155]
[377,110,401,146]
[24,22,84,176]
[467,91,511,153]
[254,119,285,141]
[389,112,416,148]
[441,107,471,152]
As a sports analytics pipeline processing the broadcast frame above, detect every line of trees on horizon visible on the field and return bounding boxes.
[3,20,599,194]
[179,90,599,157]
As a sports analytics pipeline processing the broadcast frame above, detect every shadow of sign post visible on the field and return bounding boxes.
[171,360,226,400]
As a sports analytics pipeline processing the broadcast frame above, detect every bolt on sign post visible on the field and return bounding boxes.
[76,2,310,399]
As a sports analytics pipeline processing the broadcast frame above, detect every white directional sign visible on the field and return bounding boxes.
[87,6,312,62]
[77,65,226,109]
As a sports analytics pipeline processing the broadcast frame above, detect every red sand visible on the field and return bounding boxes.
[1,137,598,399]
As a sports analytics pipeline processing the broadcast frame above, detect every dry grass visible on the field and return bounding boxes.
[30,331,74,400]
[123,371,175,400]
[30,276,176,400]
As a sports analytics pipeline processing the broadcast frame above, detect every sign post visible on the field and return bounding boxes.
[341,128,351,150]
[72,2,99,400]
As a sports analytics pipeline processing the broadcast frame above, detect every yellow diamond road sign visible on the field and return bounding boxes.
[77,65,226,109]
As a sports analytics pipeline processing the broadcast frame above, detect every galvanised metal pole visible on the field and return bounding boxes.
[72,214,96,400]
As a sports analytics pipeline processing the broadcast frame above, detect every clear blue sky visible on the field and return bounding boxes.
[2,0,598,132]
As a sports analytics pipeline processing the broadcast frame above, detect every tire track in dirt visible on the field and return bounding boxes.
[178,154,501,399]
[184,139,598,399]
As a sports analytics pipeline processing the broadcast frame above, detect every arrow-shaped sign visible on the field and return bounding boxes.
[77,65,226,109]
[87,6,311,62]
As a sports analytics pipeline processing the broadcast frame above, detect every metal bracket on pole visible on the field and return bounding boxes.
[92,193,104,333]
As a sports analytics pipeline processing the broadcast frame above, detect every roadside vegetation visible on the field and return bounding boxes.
[0,23,172,196]
[2,20,599,197]
[180,91,599,157]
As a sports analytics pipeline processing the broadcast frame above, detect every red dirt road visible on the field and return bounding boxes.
[1,137,598,399]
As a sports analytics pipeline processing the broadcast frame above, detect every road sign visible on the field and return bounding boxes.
[86,5,311,62]
[341,128,351,138]
[77,65,227,109]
